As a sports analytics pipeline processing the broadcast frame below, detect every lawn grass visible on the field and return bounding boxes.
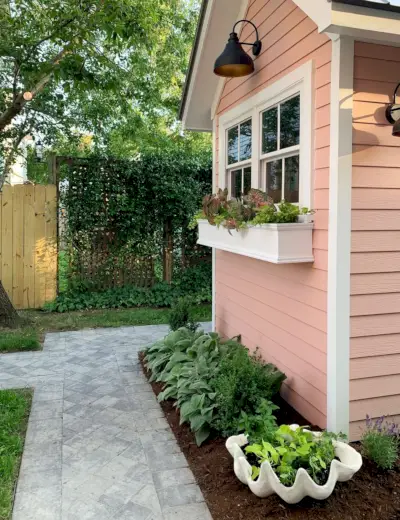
[0,329,41,354]
[0,389,32,520]
[0,304,212,353]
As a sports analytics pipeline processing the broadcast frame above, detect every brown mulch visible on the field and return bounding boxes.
[139,353,400,520]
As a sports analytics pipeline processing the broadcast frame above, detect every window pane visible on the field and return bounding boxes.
[262,107,278,154]
[239,119,252,161]
[231,169,242,199]
[228,126,239,165]
[280,95,300,149]
[266,160,282,203]
[243,167,251,195]
[284,156,299,203]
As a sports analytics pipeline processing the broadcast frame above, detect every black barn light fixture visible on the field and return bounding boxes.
[385,82,400,137]
[214,20,262,78]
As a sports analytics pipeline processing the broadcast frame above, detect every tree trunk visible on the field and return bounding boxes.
[0,281,20,328]
[163,218,173,284]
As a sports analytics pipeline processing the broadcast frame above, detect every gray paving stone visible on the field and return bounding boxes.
[0,323,213,520]
[163,503,213,520]
[157,484,204,509]
[153,468,196,490]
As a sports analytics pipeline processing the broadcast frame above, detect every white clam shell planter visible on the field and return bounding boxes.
[226,427,363,504]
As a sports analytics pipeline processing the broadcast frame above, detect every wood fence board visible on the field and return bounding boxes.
[1,186,13,299]
[0,185,57,309]
[23,185,35,309]
[12,186,24,308]
[45,185,57,302]
[34,186,47,308]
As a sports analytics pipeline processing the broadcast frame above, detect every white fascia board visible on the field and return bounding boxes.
[323,2,400,42]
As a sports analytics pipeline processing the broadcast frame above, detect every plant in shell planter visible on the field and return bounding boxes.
[226,424,362,504]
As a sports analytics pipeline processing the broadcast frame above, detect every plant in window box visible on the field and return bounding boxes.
[226,424,362,504]
[297,207,316,224]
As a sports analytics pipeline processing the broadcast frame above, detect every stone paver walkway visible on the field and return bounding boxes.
[0,323,212,520]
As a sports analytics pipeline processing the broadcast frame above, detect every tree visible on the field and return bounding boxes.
[0,0,200,185]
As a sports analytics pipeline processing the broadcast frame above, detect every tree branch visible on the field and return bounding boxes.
[0,45,71,133]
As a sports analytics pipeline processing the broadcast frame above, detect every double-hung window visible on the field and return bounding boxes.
[261,95,300,203]
[218,61,312,209]
[226,119,252,199]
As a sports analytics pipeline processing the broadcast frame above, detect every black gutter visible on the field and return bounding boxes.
[333,0,400,13]
[179,0,209,121]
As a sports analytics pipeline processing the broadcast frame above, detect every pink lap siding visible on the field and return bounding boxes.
[350,41,400,440]
[214,0,331,428]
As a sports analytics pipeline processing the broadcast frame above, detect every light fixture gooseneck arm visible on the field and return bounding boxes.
[232,19,260,44]
[231,19,262,57]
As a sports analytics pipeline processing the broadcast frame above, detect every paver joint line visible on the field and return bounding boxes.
[3,323,212,520]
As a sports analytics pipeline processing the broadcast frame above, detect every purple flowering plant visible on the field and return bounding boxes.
[362,415,399,470]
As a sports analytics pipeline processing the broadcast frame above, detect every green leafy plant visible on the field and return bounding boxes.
[168,296,199,332]
[43,264,212,313]
[246,425,345,486]
[300,207,316,215]
[237,399,279,443]
[192,189,302,230]
[361,415,399,470]
[212,346,286,436]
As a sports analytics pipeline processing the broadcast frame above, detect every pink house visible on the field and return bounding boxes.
[180,0,400,440]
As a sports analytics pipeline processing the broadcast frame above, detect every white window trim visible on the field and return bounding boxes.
[218,60,314,209]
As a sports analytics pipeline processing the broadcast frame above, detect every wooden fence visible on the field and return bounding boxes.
[0,185,58,309]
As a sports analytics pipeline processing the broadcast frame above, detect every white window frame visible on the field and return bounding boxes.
[218,60,314,209]
[224,118,253,198]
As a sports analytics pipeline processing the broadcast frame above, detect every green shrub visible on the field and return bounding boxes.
[212,346,286,437]
[246,425,344,486]
[361,416,399,470]
[43,264,212,313]
[169,297,199,332]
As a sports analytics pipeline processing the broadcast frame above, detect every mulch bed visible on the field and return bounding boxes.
[139,353,400,520]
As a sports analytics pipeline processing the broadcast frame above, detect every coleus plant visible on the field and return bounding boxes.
[192,189,305,230]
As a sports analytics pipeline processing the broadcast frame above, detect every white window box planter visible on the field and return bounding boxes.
[226,430,362,504]
[197,219,314,264]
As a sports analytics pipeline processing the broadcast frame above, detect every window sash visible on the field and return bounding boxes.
[261,94,300,156]
[228,166,252,199]
[226,118,252,167]
[263,152,300,203]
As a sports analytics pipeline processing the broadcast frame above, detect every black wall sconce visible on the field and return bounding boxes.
[385,82,400,137]
[35,140,44,162]
[214,20,262,78]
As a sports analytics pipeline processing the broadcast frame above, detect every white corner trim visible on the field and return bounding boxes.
[327,36,354,437]
[218,61,314,207]
[212,117,217,331]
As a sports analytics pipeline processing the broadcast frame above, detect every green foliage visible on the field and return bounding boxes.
[193,189,308,230]
[212,346,286,437]
[0,0,202,183]
[61,153,211,291]
[145,329,286,446]
[43,265,212,313]
[0,389,32,519]
[237,399,279,444]
[169,297,199,332]
[246,426,345,486]
[361,416,399,470]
